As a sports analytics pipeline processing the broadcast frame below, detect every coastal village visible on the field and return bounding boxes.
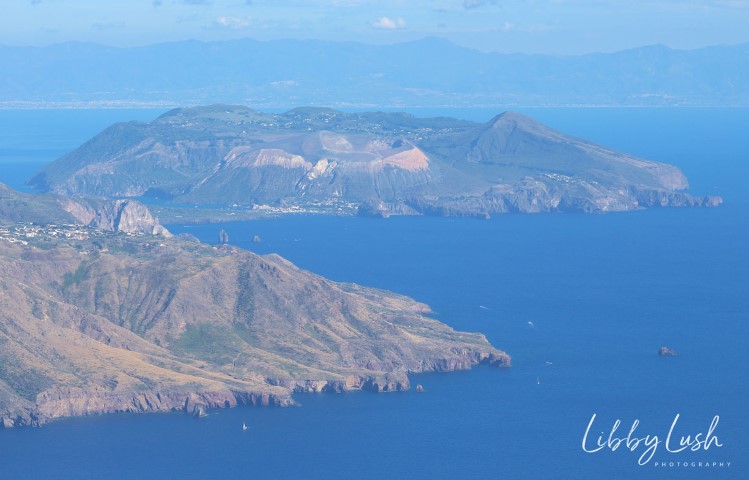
[0,222,145,247]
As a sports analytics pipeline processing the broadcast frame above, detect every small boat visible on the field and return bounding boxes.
[536,376,541,385]
[528,321,535,328]
[545,361,553,366]
[242,422,249,431]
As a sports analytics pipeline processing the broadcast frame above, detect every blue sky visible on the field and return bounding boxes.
[3,0,749,54]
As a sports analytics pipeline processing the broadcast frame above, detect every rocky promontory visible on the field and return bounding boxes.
[0,210,509,427]
[1,182,169,236]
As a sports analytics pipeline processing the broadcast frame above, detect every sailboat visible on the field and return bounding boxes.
[242,422,249,431]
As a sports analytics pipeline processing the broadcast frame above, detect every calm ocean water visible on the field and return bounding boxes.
[0,108,747,480]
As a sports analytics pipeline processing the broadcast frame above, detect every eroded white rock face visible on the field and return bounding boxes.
[306,159,337,180]
[224,147,312,171]
[90,200,171,236]
[251,149,312,170]
[59,197,170,236]
[377,147,430,172]
[59,198,96,225]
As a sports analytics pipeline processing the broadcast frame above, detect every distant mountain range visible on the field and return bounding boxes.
[30,105,722,217]
[1,38,748,107]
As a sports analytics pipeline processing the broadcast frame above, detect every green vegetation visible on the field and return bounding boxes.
[0,359,53,402]
[173,323,241,364]
[61,263,88,289]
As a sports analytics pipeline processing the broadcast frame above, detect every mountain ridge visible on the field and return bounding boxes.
[30,105,721,218]
[0,240,509,428]
[0,180,509,428]
[1,38,748,107]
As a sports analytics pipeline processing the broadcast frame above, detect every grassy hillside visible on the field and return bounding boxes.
[0,234,508,427]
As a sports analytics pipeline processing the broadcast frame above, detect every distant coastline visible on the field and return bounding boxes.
[5,102,749,110]
[1,39,748,108]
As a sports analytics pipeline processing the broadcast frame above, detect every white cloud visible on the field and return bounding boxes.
[370,16,407,30]
[464,0,499,9]
[215,16,252,29]
[271,80,299,87]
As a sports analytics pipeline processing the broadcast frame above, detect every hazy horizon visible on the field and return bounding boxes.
[2,34,747,57]
[4,0,749,55]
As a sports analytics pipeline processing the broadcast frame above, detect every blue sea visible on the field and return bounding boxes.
[0,108,747,480]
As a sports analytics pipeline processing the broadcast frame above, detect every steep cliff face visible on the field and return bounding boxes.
[86,199,171,236]
[29,105,721,216]
[0,182,169,236]
[0,237,508,428]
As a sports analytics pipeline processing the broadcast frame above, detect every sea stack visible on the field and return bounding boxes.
[219,228,229,244]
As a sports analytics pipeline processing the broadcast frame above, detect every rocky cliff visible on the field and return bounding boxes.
[0,235,509,428]
[86,199,171,236]
[0,182,169,236]
[29,105,721,217]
